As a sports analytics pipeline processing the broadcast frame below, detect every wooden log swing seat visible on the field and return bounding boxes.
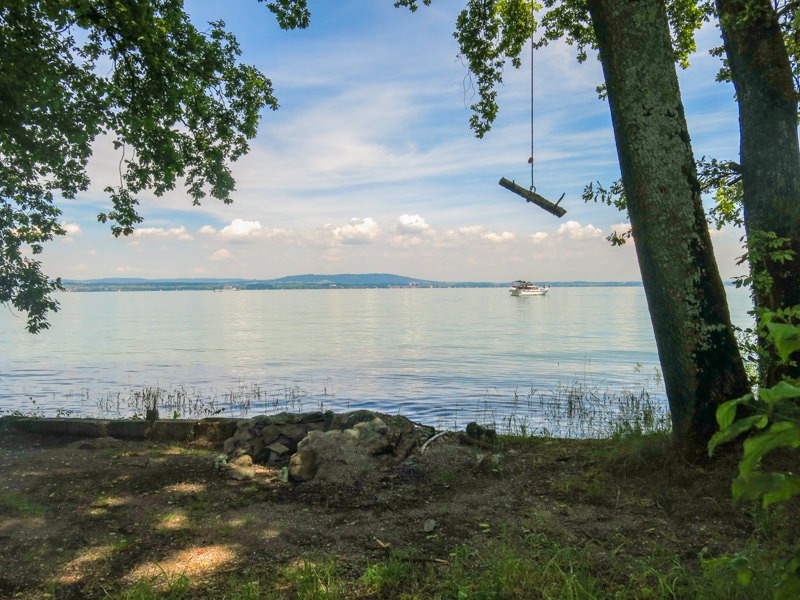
[499,177,566,218]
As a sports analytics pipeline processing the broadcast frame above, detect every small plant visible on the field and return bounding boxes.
[709,306,800,599]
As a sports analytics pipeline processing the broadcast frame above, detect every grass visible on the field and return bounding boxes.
[99,531,787,599]
[473,377,671,439]
[0,493,47,517]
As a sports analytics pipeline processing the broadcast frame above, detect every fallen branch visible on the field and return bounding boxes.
[420,431,449,454]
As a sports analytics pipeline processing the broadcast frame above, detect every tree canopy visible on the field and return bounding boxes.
[0,0,310,332]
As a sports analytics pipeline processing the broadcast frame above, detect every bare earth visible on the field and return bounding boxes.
[0,426,775,598]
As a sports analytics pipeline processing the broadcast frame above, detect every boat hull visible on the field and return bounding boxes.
[509,288,548,296]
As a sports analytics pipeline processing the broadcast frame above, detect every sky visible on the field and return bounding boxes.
[47,0,747,283]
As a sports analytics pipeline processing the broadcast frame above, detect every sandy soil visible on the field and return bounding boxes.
[0,426,776,599]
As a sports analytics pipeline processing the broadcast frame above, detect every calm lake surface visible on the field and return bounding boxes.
[0,286,754,434]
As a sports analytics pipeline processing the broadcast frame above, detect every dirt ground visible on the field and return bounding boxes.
[0,425,780,599]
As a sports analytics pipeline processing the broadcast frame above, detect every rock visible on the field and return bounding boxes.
[299,411,326,424]
[423,519,437,533]
[228,454,255,480]
[280,424,306,443]
[221,410,434,483]
[260,424,282,445]
[288,447,318,482]
[267,442,291,464]
[475,453,502,473]
[194,418,237,443]
[459,422,497,448]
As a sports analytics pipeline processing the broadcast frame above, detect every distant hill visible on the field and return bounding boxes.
[267,273,437,286]
[63,273,446,292]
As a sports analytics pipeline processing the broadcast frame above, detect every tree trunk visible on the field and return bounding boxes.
[716,0,800,384]
[586,0,751,454]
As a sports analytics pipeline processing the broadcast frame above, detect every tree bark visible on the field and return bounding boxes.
[586,0,751,454]
[716,0,800,384]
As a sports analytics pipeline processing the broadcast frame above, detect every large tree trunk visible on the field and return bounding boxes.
[716,0,800,384]
[586,0,750,454]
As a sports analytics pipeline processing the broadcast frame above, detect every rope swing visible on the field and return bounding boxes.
[499,2,566,219]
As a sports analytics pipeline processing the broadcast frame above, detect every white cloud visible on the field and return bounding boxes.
[481,231,515,243]
[61,222,82,236]
[396,214,431,235]
[210,248,233,261]
[132,226,193,241]
[331,217,380,244]
[555,221,604,240]
[220,219,263,238]
[200,221,293,241]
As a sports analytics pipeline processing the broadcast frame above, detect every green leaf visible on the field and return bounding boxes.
[732,471,800,506]
[708,414,768,456]
[739,422,800,473]
[759,381,800,405]
[766,322,800,363]
[716,394,753,428]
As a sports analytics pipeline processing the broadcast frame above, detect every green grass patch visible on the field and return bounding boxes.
[0,492,47,517]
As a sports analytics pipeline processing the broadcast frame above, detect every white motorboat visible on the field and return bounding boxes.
[509,280,550,296]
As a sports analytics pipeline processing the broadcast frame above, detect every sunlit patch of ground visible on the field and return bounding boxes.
[124,544,238,584]
[156,510,189,531]
[0,516,46,537]
[52,544,116,585]
[162,482,206,495]
[85,494,131,515]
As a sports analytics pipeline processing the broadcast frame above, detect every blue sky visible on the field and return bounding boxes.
[49,0,746,282]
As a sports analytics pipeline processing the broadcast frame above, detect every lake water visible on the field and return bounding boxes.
[0,286,754,435]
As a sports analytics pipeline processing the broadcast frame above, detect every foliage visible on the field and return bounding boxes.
[709,306,800,599]
[0,1,311,332]
[698,156,744,229]
[582,155,745,247]
[709,0,800,111]
[732,231,797,294]
[450,0,706,138]
[453,0,536,137]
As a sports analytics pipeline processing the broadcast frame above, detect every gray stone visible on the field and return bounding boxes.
[267,442,291,464]
[280,424,306,442]
[299,411,326,424]
[228,454,255,480]
[194,418,237,443]
[260,424,282,445]
[269,412,303,426]
[288,446,318,482]
[267,442,290,455]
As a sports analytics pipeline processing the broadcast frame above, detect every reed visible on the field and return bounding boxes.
[472,377,670,438]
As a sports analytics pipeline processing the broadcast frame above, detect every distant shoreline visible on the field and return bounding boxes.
[61,280,646,292]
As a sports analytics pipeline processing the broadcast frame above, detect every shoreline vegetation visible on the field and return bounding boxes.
[4,378,670,440]
[0,394,795,599]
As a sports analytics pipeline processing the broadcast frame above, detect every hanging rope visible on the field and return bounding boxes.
[529,0,535,192]
[497,2,567,219]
